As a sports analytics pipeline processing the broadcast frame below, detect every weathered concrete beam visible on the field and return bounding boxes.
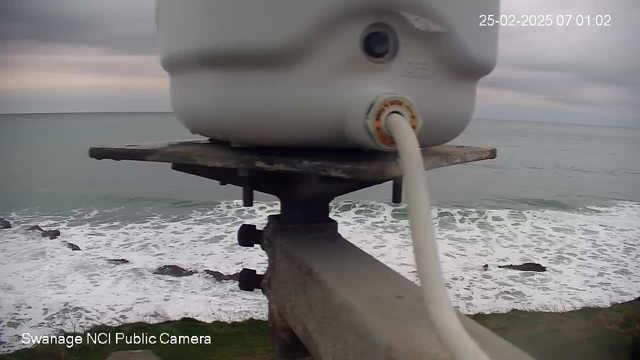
[260,216,535,360]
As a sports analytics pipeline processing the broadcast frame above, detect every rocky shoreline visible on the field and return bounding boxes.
[0,221,84,251]
[0,218,11,229]
[2,221,241,283]
[3,218,551,282]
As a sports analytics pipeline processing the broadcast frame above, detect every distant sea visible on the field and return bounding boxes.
[1,113,639,353]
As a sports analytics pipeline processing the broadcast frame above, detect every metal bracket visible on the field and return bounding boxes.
[87,140,534,359]
[392,177,403,204]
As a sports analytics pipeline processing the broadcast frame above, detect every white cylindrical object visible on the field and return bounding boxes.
[386,112,491,360]
[156,0,499,150]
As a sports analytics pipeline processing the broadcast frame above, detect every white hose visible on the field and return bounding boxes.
[385,113,491,360]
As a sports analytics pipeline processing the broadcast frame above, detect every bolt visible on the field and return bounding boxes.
[392,177,403,204]
[238,268,264,291]
[238,168,254,207]
[243,185,254,207]
[237,224,262,247]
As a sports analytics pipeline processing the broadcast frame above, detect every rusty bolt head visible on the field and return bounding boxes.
[239,268,264,291]
[237,224,262,247]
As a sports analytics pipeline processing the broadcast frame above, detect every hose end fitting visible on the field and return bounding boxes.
[365,94,422,150]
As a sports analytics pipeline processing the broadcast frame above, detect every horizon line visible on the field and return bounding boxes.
[0,111,173,115]
[1,112,638,129]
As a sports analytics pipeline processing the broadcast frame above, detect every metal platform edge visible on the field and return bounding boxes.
[88,140,496,182]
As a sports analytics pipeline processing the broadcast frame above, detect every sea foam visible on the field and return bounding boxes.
[1,200,638,353]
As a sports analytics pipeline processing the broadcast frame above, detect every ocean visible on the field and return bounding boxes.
[1,113,639,353]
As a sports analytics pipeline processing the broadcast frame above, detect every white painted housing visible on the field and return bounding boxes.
[156,0,499,150]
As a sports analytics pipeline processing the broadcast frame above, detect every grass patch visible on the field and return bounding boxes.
[1,299,638,360]
[471,298,640,360]
[0,318,274,360]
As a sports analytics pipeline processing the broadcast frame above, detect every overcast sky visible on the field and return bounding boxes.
[0,0,638,127]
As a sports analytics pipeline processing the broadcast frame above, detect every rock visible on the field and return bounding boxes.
[62,241,81,251]
[153,265,196,277]
[26,225,44,232]
[6,321,21,329]
[0,218,11,229]
[437,211,454,218]
[203,270,240,282]
[498,262,546,272]
[26,225,61,239]
[42,230,61,239]
[107,258,130,265]
[482,264,489,271]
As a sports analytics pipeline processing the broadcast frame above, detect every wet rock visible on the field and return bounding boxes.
[498,262,546,272]
[62,241,81,251]
[437,211,454,218]
[203,270,240,282]
[42,230,61,239]
[0,218,11,229]
[26,225,61,239]
[6,321,20,329]
[107,258,130,265]
[153,265,196,277]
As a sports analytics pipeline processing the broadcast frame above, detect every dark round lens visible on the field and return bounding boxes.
[363,31,390,59]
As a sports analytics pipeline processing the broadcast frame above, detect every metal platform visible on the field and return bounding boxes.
[89,140,534,360]
[89,139,496,181]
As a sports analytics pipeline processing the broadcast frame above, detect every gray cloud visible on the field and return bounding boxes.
[480,67,637,115]
[0,0,157,55]
[0,0,638,125]
[483,0,640,117]
[4,47,165,78]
